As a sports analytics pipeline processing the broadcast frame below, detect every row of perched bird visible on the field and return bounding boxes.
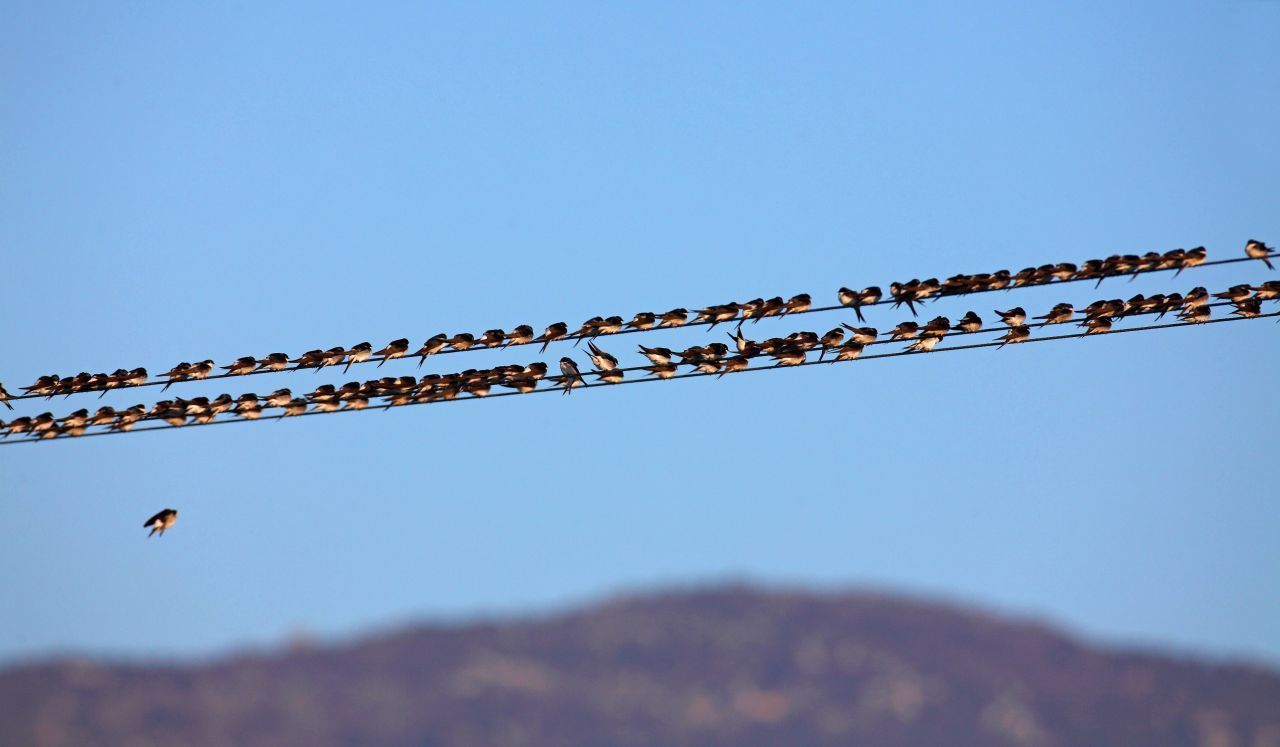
[7,283,1275,442]
[4,241,1273,406]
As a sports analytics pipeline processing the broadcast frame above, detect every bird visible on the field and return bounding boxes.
[906,335,941,353]
[558,358,585,395]
[586,342,619,371]
[1175,246,1207,276]
[343,342,373,373]
[143,508,178,538]
[996,325,1031,347]
[448,333,477,351]
[782,294,812,316]
[1232,298,1263,318]
[1178,305,1211,324]
[1035,303,1074,325]
[478,329,507,348]
[1214,284,1253,303]
[282,398,309,417]
[595,369,625,385]
[503,326,534,348]
[1245,239,1274,270]
[158,363,191,392]
[537,322,568,353]
[375,338,410,366]
[888,321,920,341]
[952,311,983,334]
[256,353,291,372]
[1253,281,1280,301]
[719,355,750,377]
[840,325,879,345]
[920,316,951,337]
[658,308,689,328]
[415,334,450,364]
[626,312,656,331]
[639,345,674,365]
[994,307,1026,327]
[1080,316,1113,335]
[0,382,11,410]
[645,363,679,379]
[771,347,807,366]
[263,388,293,408]
[221,357,257,376]
[842,286,881,322]
[834,341,865,361]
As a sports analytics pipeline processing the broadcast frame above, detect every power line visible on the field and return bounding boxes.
[4,311,1272,447]
[8,268,1272,403]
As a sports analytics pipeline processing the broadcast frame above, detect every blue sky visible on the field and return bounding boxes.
[1,2,1277,666]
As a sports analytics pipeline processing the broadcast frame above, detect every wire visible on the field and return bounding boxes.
[7,250,1274,403]
[3,311,1272,447]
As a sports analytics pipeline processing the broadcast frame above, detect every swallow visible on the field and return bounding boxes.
[503,326,534,348]
[344,394,371,410]
[289,350,324,369]
[1011,267,1038,288]
[537,322,569,353]
[558,357,585,395]
[626,312,656,331]
[256,353,291,371]
[840,325,879,345]
[594,369,625,385]
[1080,316,1113,335]
[158,363,191,392]
[1232,298,1263,318]
[840,287,880,323]
[782,294,812,316]
[657,308,689,328]
[89,406,117,427]
[4,416,33,437]
[572,316,605,340]
[889,282,918,316]
[375,338,410,366]
[586,341,619,371]
[343,342,373,373]
[728,329,761,357]
[994,307,1026,327]
[234,394,263,419]
[263,388,293,408]
[816,328,846,360]
[906,335,941,353]
[1178,305,1211,324]
[1214,285,1254,303]
[596,317,624,336]
[282,398,309,417]
[463,378,492,398]
[646,362,679,379]
[144,508,178,538]
[920,316,951,337]
[718,355,750,377]
[221,357,257,376]
[1245,239,1274,270]
[524,361,549,380]
[1175,246,1207,276]
[61,409,89,428]
[952,311,983,334]
[693,359,722,374]
[415,333,450,364]
[694,304,741,330]
[1035,303,1074,325]
[501,375,540,394]
[888,321,920,341]
[639,345,674,365]
[479,329,506,348]
[448,333,477,351]
[124,368,149,386]
[772,347,807,366]
[0,382,10,410]
[1253,281,1280,301]
[315,347,348,372]
[996,324,1031,347]
[835,341,865,361]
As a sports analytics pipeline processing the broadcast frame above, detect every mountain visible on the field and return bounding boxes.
[2,586,1278,747]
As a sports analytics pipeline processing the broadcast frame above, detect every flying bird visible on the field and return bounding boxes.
[144,508,178,538]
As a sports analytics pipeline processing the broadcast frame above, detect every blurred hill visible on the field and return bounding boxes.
[2,585,1278,747]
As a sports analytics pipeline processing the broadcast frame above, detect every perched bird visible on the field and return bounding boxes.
[263,388,293,408]
[595,369,625,385]
[290,350,325,369]
[841,286,881,323]
[782,294,812,316]
[221,357,257,376]
[816,328,846,360]
[646,362,679,379]
[728,328,760,357]
[626,312,656,331]
[1232,298,1263,318]
[144,508,178,538]
[158,363,191,392]
[997,325,1031,347]
[840,325,879,345]
[1214,284,1253,303]
[315,347,348,372]
[834,341,865,361]
[375,338,410,366]
[906,335,941,353]
[1253,281,1280,301]
[478,329,507,348]
[282,398,309,417]
[0,382,11,410]
[719,355,750,377]
[1035,303,1074,325]
[1245,239,1274,270]
[558,357,585,395]
[1080,316,1113,335]
[503,326,534,348]
[658,308,689,328]
[448,333,477,351]
[952,311,983,334]
[256,353,291,372]
[586,342,619,371]
[888,321,920,341]
[537,322,569,353]
[1178,305,1211,324]
[343,342,373,373]
[771,347,807,366]
[415,334,450,364]
[1176,246,1207,276]
[694,304,741,329]
[639,345,674,365]
[994,307,1026,327]
[920,316,951,337]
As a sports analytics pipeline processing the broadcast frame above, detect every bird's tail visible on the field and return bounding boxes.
[854,305,865,323]
[1265,257,1275,271]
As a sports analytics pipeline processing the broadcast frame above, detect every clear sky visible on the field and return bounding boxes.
[1,2,1277,667]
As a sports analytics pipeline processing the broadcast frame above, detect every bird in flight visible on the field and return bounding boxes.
[144,508,179,538]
